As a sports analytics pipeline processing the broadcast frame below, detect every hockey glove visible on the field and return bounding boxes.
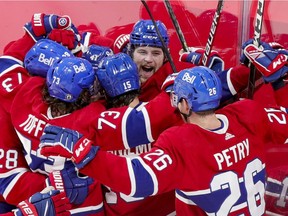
[46,164,94,205]
[240,39,276,66]
[242,43,288,83]
[14,187,71,216]
[40,125,99,169]
[24,13,72,41]
[179,47,224,72]
[161,72,179,93]
[48,29,82,53]
[113,34,130,54]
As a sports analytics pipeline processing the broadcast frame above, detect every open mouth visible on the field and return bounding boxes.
[141,66,154,73]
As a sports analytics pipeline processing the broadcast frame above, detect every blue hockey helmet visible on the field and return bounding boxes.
[172,66,222,112]
[82,44,114,70]
[96,53,140,98]
[46,57,95,102]
[130,19,169,47]
[24,39,73,77]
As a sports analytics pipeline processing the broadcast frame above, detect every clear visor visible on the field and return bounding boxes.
[170,91,179,108]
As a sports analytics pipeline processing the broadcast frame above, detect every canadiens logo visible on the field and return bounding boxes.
[58,17,68,27]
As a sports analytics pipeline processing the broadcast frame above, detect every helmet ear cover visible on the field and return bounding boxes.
[96,53,140,98]
[46,57,95,102]
[24,39,72,77]
[173,66,222,112]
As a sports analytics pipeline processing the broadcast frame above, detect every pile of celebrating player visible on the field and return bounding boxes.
[0,12,287,216]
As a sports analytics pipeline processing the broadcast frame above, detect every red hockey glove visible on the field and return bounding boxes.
[24,13,81,54]
[40,125,99,169]
[179,47,224,72]
[161,72,179,92]
[24,13,71,41]
[268,41,284,50]
[243,43,288,83]
[48,29,82,53]
[113,34,130,54]
[15,187,70,216]
[46,164,94,205]
[240,39,276,66]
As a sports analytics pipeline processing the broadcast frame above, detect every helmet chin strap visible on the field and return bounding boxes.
[178,109,192,122]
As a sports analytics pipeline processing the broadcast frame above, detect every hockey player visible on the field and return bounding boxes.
[119,19,174,101]
[0,13,80,213]
[0,11,120,215]
[88,53,180,215]
[40,66,288,215]
[240,39,288,215]
[178,39,288,106]
[7,55,106,215]
[114,19,225,102]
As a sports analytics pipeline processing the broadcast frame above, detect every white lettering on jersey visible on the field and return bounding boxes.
[19,114,47,137]
[213,138,249,170]
[108,143,152,157]
[2,72,23,92]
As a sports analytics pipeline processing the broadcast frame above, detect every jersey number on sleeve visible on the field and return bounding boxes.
[0,149,18,169]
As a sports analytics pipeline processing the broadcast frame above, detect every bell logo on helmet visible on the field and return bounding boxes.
[38,53,55,66]
[182,72,196,84]
[73,62,86,73]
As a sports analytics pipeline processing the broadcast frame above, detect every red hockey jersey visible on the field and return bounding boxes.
[80,99,288,215]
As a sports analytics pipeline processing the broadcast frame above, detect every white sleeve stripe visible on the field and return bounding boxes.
[69,202,104,214]
[126,157,136,196]
[141,106,154,143]
[0,64,22,77]
[122,107,134,149]
[227,68,237,95]
[0,55,24,65]
[128,157,158,196]
[0,64,24,77]
[139,157,158,195]
[3,168,28,199]
[176,192,196,205]
[0,167,28,178]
